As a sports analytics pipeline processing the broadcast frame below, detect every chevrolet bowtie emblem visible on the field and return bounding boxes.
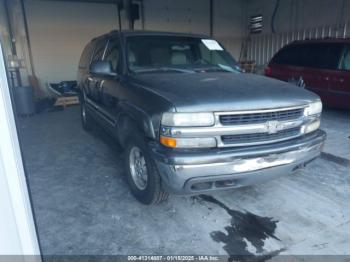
[266,120,282,134]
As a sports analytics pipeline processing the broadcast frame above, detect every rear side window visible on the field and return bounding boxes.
[79,43,94,69]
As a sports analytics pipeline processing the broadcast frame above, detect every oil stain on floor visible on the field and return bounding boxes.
[198,195,285,262]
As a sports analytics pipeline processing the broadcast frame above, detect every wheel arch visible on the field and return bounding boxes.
[116,105,157,148]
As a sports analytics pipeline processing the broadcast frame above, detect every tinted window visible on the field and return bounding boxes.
[272,43,343,70]
[91,39,108,64]
[303,43,343,69]
[341,45,350,70]
[271,44,307,66]
[104,38,120,73]
[79,43,94,69]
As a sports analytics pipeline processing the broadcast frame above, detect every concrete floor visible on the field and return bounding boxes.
[18,106,350,259]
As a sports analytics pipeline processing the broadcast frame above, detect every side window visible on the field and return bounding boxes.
[79,43,94,69]
[91,39,108,65]
[104,38,120,73]
[327,44,344,69]
[341,46,350,71]
[304,43,343,70]
[272,45,302,66]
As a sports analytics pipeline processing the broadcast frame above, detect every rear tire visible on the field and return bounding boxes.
[124,132,168,205]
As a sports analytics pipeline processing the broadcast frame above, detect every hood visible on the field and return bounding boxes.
[129,72,319,112]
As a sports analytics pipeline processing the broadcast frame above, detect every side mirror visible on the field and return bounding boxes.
[90,61,117,77]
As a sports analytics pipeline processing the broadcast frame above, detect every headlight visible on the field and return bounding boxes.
[304,101,322,116]
[161,112,215,127]
[160,136,217,148]
[302,119,321,134]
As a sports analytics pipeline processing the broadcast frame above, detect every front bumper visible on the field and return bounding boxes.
[149,130,326,194]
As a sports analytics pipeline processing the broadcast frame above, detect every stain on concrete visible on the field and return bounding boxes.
[198,195,284,261]
[321,152,350,167]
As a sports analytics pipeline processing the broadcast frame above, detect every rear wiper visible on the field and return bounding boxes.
[135,67,195,74]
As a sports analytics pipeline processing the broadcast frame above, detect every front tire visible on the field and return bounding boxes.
[124,132,168,205]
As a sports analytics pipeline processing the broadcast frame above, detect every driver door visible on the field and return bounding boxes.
[86,39,108,105]
[99,36,123,133]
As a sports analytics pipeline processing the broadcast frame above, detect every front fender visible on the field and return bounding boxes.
[118,101,157,140]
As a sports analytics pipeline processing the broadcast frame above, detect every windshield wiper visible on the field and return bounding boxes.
[193,65,241,73]
[193,66,230,73]
[134,67,195,74]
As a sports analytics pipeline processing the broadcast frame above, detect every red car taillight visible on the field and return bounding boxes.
[265,66,272,76]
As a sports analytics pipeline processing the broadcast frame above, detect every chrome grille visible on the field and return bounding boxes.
[221,127,301,145]
[219,108,304,126]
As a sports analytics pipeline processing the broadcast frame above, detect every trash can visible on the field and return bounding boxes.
[14,86,35,116]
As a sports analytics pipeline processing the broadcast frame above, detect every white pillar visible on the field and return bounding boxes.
[0,42,41,258]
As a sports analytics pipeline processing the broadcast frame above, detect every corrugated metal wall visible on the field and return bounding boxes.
[245,22,350,66]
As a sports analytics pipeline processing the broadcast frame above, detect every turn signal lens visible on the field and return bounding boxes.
[160,136,217,148]
[160,136,177,148]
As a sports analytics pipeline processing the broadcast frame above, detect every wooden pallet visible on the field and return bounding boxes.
[239,60,256,73]
[54,96,79,108]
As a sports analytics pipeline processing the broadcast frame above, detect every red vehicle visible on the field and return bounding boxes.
[265,39,350,109]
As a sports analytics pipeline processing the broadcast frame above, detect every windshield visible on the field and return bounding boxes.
[126,35,241,74]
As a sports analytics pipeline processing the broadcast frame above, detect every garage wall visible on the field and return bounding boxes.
[0,1,12,60]
[23,0,245,94]
[143,0,244,58]
[25,0,119,93]
[143,0,211,34]
[213,0,245,58]
[246,0,350,34]
[243,0,350,67]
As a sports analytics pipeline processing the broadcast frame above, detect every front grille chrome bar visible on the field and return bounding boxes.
[166,106,310,147]
[170,119,304,137]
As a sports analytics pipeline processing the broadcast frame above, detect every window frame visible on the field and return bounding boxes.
[89,38,109,69]
[103,36,122,74]
[338,44,350,71]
